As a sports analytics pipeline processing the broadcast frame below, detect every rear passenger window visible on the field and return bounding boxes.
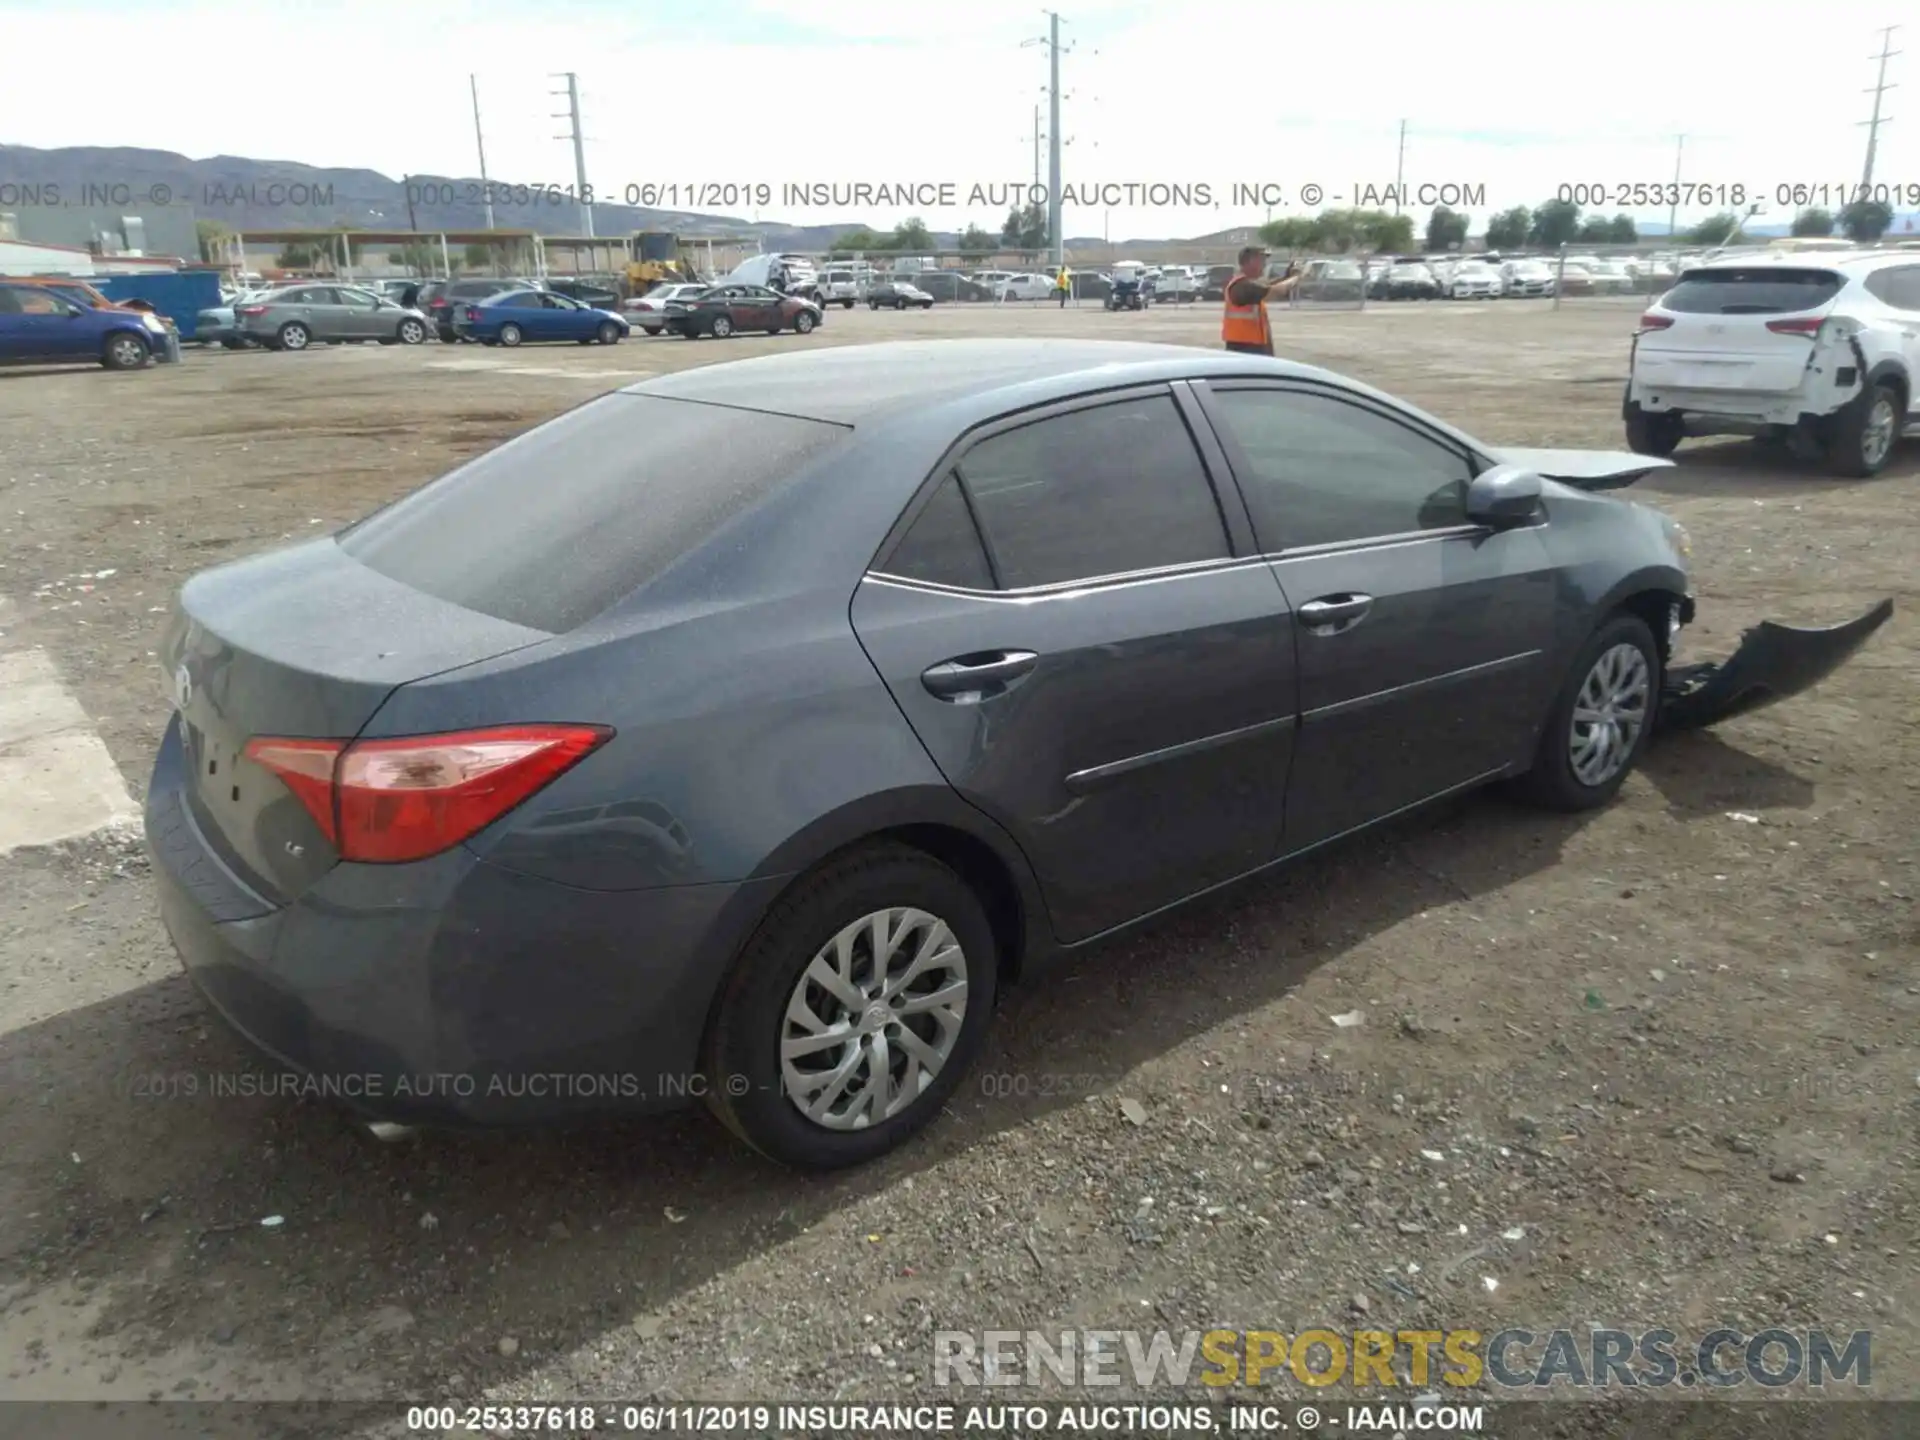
[956,395,1229,588]
[884,475,994,589]
[1207,387,1471,549]
[1864,265,1920,312]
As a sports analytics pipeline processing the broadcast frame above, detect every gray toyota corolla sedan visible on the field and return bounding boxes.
[146,339,1890,1168]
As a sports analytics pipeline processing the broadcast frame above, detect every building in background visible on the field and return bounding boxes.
[2,204,200,263]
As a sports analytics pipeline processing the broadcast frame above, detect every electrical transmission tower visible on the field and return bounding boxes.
[1859,26,1900,192]
[552,72,593,237]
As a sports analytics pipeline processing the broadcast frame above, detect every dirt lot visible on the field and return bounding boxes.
[0,296,1914,1417]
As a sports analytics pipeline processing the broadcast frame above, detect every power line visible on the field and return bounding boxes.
[1859,25,1900,192]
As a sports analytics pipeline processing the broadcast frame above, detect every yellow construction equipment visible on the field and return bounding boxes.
[624,232,698,292]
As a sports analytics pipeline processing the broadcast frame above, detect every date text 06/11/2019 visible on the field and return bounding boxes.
[618,181,1487,210]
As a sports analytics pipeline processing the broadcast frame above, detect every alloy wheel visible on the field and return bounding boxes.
[1861,396,1896,468]
[780,908,969,1131]
[1569,642,1650,786]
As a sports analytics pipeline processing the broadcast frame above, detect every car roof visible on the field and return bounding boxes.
[621,338,1459,430]
[1684,250,1910,272]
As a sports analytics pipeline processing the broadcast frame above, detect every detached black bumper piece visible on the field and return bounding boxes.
[1661,599,1893,730]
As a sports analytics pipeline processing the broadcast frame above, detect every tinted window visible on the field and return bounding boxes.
[883,475,993,589]
[0,287,24,314]
[955,394,1229,588]
[1661,268,1843,314]
[491,291,539,307]
[1864,265,1920,311]
[1207,387,1471,549]
[14,287,66,314]
[338,394,851,632]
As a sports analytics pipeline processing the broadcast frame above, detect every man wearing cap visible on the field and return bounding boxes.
[1221,244,1306,355]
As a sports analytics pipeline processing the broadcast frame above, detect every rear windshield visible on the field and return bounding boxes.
[1661,268,1843,315]
[338,394,851,632]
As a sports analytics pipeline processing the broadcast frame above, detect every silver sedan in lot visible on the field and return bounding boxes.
[237,285,431,351]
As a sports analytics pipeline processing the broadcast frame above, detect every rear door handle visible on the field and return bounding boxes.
[1298,594,1374,634]
[921,650,1039,701]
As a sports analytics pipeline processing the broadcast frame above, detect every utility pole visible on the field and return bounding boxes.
[470,74,496,231]
[1046,12,1064,268]
[1860,26,1900,191]
[1393,119,1407,214]
[1666,134,1684,242]
[553,71,593,237]
[403,173,417,232]
[1033,105,1042,192]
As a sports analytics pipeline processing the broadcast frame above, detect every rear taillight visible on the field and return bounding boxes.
[1766,316,1823,335]
[245,724,611,863]
[465,307,481,322]
[237,305,266,316]
[1638,313,1673,330]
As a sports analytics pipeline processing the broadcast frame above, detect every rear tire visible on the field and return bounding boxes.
[276,322,310,352]
[1825,382,1902,478]
[497,323,523,347]
[1625,410,1683,457]
[1511,614,1659,812]
[701,843,998,1170]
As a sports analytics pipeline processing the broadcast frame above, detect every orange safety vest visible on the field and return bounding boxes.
[1221,273,1271,347]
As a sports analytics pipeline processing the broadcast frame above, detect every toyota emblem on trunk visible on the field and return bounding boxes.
[173,664,192,710]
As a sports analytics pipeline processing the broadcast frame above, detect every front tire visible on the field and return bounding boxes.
[101,333,150,370]
[1512,614,1659,812]
[1826,382,1902,478]
[702,844,998,1169]
[597,321,622,345]
[794,309,816,333]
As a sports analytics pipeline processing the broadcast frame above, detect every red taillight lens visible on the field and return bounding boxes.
[245,724,610,863]
[465,306,480,321]
[1766,316,1823,335]
[1638,313,1673,330]
[237,305,267,316]
[244,738,345,843]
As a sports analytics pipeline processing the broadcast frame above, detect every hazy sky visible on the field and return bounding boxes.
[2,0,1914,240]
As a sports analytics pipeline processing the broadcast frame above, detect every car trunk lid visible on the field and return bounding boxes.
[1637,266,1844,393]
[159,538,550,904]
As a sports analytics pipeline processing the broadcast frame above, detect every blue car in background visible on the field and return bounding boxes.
[0,281,179,369]
[452,287,629,347]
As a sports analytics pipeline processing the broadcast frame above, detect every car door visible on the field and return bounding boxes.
[1865,264,1920,412]
[732,286,778,330]
[545,292,588,339]
[334,287,383,339]
[850,385,1299,945]
[0,285,37,358]
[2,285,85,357]
[1191,379,1559,855]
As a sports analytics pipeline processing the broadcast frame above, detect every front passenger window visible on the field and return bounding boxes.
[1206,387,1472,550]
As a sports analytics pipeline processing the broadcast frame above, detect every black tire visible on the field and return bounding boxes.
[497,323,523,347]
[276,321,311,352]
[437,328,459,344]
[1825,382,1902,478]
[219,337,246,350]
[710,314,735,338]
[842,299,855,309]
[794,310,815,333]
[869,301,880,310]
[597,321,622,345]
[101,332,150,370]
[1625,410,1683,457]
[1511,613,1660,812]
[702,843,999,1169]
[894,298,906,310]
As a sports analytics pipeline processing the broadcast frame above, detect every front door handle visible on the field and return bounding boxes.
[1298,593,1374,634]
[921,650,1039,701]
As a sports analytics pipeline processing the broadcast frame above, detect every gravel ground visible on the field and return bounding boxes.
[0,296,1914,1420]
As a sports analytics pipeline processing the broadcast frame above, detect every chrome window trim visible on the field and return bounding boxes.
[864,524,1490,600]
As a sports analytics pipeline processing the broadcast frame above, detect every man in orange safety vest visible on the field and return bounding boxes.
[1222,244,1306,355]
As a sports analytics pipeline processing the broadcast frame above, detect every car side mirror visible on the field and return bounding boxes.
[1465,464,1544,525]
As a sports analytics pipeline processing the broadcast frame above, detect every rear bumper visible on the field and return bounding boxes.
[144,714,784,1126]
[1662,600,1894,730]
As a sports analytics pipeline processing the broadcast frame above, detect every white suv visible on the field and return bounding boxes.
[1625,252,1920,476]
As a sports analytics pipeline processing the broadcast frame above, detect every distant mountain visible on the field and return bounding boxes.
[0,144,911,252]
